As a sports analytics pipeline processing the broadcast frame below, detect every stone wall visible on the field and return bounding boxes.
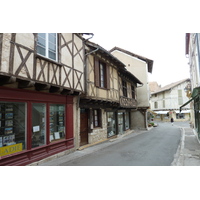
[88,109,107,144]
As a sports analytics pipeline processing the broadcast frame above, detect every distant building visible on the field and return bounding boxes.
[149,82,161,93]
[150,78,191,121]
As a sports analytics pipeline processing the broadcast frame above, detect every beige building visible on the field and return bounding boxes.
[150,79,191,122]
[79,41,142,147]
[110,47,153,129]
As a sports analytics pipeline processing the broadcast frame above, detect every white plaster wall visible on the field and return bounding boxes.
[15,33,34,50]
[131,110,147,129]
[60,33,73,67]
[1,34,12,73]
[111,50,150,107]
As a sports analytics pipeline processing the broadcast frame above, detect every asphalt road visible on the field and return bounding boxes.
[61,121,187,166]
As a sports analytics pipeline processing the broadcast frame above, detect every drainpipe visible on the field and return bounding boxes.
[83,34,99,96]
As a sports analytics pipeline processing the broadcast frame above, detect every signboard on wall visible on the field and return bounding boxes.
[0,143,22,157]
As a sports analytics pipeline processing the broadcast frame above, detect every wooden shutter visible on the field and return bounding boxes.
[106,64,110,89]
[94,57,100,87]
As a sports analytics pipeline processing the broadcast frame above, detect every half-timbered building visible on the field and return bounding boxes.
[79,41,142,147]
[0,33,85,165]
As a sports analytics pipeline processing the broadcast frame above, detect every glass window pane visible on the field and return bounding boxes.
[125,111,130,130]
[48,42,56,52]
[37,33,46,56]
[50,104,65,142]
[107,112,116,137]
[48,33,56,43]
[0,102,26,156]
[32,103,46,148]
[48,51,56,60]
[37,46,46,56]
[38,37,46,47]
[38,33,46,39]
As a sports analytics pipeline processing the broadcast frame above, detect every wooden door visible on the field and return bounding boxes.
[80,109,88,146]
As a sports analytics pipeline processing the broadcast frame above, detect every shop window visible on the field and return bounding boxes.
[32,103,46,148]
[0,102,26,151]
[107,112,116,137]
[176,113,185,119]
[37,33,57,61]
[125,111,130,130]
[93,109,101,128]
[50,104,65,142]
[118,112,124,134]
[156,115,161,119]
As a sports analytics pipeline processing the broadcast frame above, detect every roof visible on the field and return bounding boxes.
[109,46,154,73]
[151,78,190,95]
[85,41,126,68]
[85,41,142,85]
[149,82,161,93]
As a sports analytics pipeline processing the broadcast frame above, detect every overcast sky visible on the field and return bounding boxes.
[90,32,190,87]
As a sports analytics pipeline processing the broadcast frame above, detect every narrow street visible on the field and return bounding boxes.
[56,121,188,166]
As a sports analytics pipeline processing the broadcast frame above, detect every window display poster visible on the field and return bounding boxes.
[3,135,15,145]
[5,113,13,119]
[5,127,13,135]
[5,105,13,112]
[5,120,13,127]
[50,135,54,141]
[54,132,60,139]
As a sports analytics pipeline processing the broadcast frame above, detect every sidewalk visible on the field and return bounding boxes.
[172,126,200,166]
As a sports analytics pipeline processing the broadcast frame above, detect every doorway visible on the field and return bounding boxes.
[80,109,88,146]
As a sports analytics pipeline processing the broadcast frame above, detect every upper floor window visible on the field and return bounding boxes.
[131,85,136,99]
[99,62,106,88]
[37,33,57,61]
[122,80,127,97]
[94,57,110,89]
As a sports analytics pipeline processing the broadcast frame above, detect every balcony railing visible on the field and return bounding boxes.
[119,96,137,108]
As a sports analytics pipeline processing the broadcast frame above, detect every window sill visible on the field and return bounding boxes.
[93,127,102,129]
[36,54,62,67]
[97,86,109,90]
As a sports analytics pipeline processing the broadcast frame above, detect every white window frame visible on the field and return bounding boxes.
[37,33,58,61]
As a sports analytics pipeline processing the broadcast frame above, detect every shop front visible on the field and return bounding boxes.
[117,110,131,135]
[107,112,116,137]
[0,87,74,166]
[107,110,131,137]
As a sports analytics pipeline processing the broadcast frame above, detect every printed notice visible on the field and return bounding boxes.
[33,126,40,132]
[54,132,60,139]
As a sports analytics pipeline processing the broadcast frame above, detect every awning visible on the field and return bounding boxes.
[155,111,169,114]
[180,87,200,112]
[179,97,196,112]
[180,110,190,114]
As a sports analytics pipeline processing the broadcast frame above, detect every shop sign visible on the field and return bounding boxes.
[0,143,22,157]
